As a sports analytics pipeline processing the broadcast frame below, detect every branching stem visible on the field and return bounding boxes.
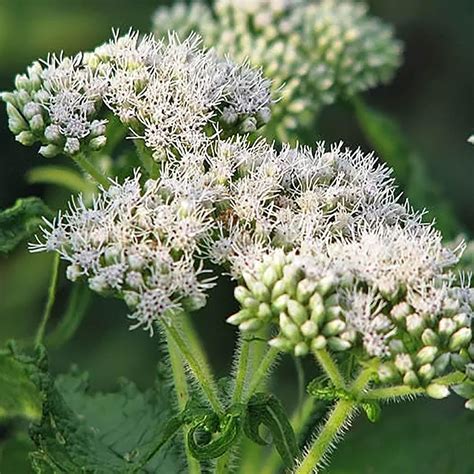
[313,348,346,388]
[71,152,110,188]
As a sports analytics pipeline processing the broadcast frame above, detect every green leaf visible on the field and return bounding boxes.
[244,393,298,468]
[0,350,42,421]
[30,364,184,473]
[26,166,95,194]
[352,96,461,238]
[0,197,52,254]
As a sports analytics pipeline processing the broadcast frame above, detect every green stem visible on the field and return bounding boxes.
[295,400,354,474]
[166,330,201,474]
[245,346,280,401]
[34,254,60,349]
[313,349,346,388]
[365,371,465,402]
[232,336,251,404]
[71,152,110,188]
[164,322,222,414]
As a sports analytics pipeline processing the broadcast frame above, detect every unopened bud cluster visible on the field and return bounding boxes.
[228,250,354,357]
[153,0,402,140]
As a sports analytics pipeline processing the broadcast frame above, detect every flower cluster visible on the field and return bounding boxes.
[30,172,216,333]
[2,30,272,160]
[153,0,402,140]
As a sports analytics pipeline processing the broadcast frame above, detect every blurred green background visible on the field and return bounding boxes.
[0,0,473,472]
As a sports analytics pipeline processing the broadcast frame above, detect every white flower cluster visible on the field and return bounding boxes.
[30,172,216,333]
[152,0,402,140]
[2,30,272,160]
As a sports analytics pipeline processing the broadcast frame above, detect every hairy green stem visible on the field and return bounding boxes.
[313,349,346,388]
[245,346,280,401]
[166,331,201,474]
[295,399,354,474]
[34,254,60,349]
[165,323,222,414]
[71,152,110,188]
[232,336,251,404]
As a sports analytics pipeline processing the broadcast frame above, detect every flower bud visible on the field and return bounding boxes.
[44,124,63,144]
[240,116,257,133]
[123,291,140,308]
[438,318,457,337]
[433,353,450,375]
[89,136,107,151]
[453,312,470,328]
[66,264,82,282]
[64,137,80,155]
[317,274,337,295]
[311,335,327,351]
[271,279,287,300]
[416,346,438,366]
[239,318,263,332]
[465,399,474,411]
[23,102,42,119]
[227,309,252,326]
[378,363,399,384]
[389,339,405,354]
[272,294,289,313]
[287,299,308,325]
[257,302,272,321]
[39,144,61,158]
[426,384,450,399]
[418,364,435,384]
[301,320,318,338]
[390,302,411,322]
[6,103,28,133]
[251,281,270,301]
[421,328,439,347]
[269,337,292,352]
[406,313,425,336]
[395,353,413,373]
[16,130,36,146]
[294,341,309,357]
[403,370,419,388]
[322,319,345,337]
[30,114,44,133]
[327,337,351,351]
[262,265,279,288]
[296,279,317,304]
[449,327,472,352]
[451,352,469,371]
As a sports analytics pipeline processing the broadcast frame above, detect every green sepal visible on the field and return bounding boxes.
[243,392,298,468]
[361,401,382,423]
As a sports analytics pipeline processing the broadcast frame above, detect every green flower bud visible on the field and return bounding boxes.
[327,337,351,351]
[438,318,457,337]
[465,399,474,411]
[240,116,257,133]
[390,302,411,322]
[269,337,292,352]
[227,309,252,326]
[418,364,435,384]
[416,346,438,366]
[449,327,472,352]
[16,130,36,146]
[426,383,450,399]
[389,339,405,354]
[326,305,342,320]
[395,353,413,373]
[378,362,399,384]
[1,91,17,106]
[311,335,327,351]
[300,320,318,338]
[322,319,346,337]
[287,299,308,325]
[296,279,317,304]
[234,285,252,305]
[257,302,272,321]
[317,274,337,295]
[272,294,289,313]
[406,313,425,336]
[271,279,287,300]
[89,135,107,151]
[468,344,474,360]
[433,353,450,376]
[242,297,259,311]
[421,328,439,347]
[239,318,263,332]
[6,103,28,133]
[279,312,301,342]
[29,114,44,133]
[294,341,309,357]
[262,265,279,288]
[403,370,419,388]
[123,291,140,308]
[451,352,469,371]
[453,312,470,328]
[44,124,63,144]
[39,144,61,158]
[251,281,271,301]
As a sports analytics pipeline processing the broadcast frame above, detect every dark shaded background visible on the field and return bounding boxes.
[0,1,473,472]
